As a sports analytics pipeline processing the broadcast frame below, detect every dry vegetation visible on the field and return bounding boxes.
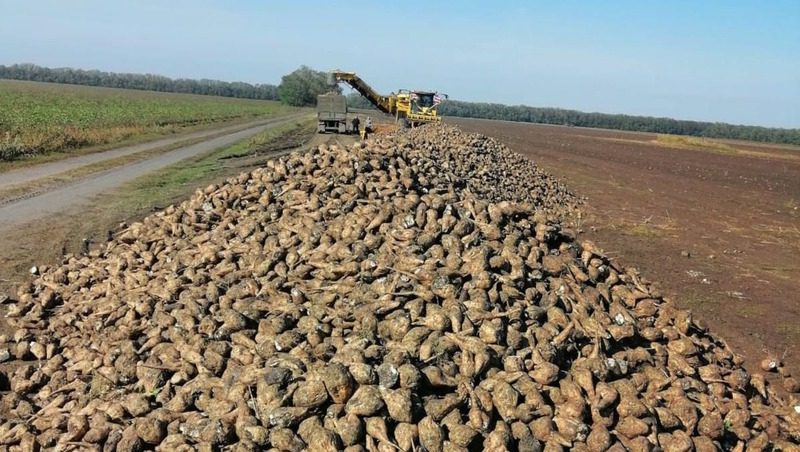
[1,125,798,451]
[655,135,737,153]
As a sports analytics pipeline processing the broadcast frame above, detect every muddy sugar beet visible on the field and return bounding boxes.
[1,125,799,451]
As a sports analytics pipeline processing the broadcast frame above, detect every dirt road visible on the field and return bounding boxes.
[0,114,307,231]
[0,117,295,190]
[452,117,800,376]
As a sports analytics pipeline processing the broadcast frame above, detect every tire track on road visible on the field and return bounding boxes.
[0,114,308,230]
[0,117,295,190]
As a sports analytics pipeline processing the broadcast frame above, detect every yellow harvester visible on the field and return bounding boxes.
[328,70,447,128]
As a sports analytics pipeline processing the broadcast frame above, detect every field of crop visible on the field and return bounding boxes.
[0,80,295,160]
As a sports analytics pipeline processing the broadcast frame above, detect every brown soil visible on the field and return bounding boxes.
[451,118,800,377]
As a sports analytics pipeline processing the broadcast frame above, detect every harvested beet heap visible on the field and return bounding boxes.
[1,125,798,451]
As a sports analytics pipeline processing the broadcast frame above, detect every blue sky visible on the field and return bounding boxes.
[1,0,798,127]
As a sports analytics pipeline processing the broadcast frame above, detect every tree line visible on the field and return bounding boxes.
[0,63,279,100]
[438,100,800,145]
[345,93,375,109]
[277,66,338,106]
[339,94,800,145]
[3,63,797,145]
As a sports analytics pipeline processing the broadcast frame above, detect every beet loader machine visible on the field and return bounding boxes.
[328,70,447,128]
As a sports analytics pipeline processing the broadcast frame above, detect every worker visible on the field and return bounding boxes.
[351,116,360,135]
[365,116,374,133]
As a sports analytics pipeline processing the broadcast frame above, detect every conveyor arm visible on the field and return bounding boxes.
[328,71,393,115]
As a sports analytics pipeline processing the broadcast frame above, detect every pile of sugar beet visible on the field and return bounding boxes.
[1,124,799,451]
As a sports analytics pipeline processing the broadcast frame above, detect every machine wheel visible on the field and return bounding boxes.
[399,117,409,129]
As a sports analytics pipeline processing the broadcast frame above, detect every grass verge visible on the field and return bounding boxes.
[105,118,315,214]
[0,115,308,202]
[0,115,300,174]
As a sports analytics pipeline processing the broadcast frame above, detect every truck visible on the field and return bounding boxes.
[316,93,348,134]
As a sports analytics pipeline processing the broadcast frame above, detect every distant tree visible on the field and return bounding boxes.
[0,63,279,100]
[345,92,375,109]
[438,100,800,145]
[277,66,336,107]
[2,64,797,145]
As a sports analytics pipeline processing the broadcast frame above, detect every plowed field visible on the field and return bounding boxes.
[452,118,800,376]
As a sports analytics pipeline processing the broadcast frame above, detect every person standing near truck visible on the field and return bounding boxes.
[351,116,360,135]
